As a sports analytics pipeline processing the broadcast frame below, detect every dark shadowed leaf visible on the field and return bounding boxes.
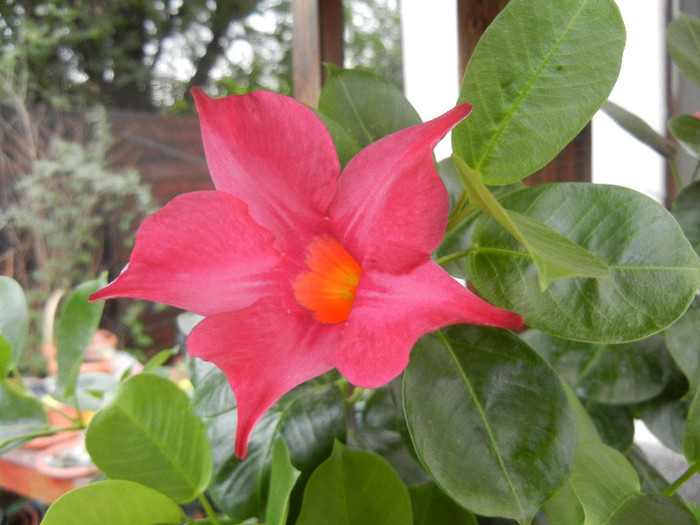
[403,326,576,524]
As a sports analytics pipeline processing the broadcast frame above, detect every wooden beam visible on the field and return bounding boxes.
[292,0,344,106]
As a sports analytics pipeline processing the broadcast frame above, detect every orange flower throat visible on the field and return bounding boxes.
[292,237,361,324]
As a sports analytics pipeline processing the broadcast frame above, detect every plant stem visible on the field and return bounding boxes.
[669,159,685,190]
[663,461,700,497]
[197,493,220,525]
[435,248,473,267]
[0,424,84,449]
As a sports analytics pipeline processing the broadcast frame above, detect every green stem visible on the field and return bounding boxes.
[197,493,220,525]
[345,386,369,405]
[0,424,84,449]
[435,248,473,267]
[669,158,685,191]
[663,462,700,497]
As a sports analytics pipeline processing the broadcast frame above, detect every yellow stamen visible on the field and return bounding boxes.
[292,237,361,324]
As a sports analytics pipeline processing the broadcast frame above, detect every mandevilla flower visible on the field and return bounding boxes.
[90,88,524,458]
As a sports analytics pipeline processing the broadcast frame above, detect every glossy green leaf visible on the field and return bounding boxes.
[610,494,699,525]
[453,155,609,291]
[85,373,212,503]
[568,442,698,524]
[316,112,362,168]
[673,181,700,254]
[452,0,625,184]
[409,482,478,525]
[56,276,106,397]
[0,379,48,454]
[669,115,700,157]
[583,401,634,452]
[41,480,184,525]
[265,439,300,525]
[296,441,412,525]
[524,331,674,405]
[668,14,700,88]
[318,66,421,148]
[684,386,700,462]
[403,326,576,524]
[189,358,346,522]
[601,101,675,158]
[542,482,585,525]
[569,441,640,523]
[468,183,700,343]
[665,297,700,394]
[0,276,27,368]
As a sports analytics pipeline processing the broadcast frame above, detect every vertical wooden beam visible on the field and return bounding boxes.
[456,0,591,183]
[457,0,509,80]
[293,0,344,106]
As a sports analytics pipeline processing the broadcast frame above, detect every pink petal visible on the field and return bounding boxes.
[328,104,471,273]
[90,191,286,316]
[187,298,340,458]
[334,261,523,387]
[192,88,340,251]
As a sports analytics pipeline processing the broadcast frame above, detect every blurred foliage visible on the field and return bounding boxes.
[0,0,403,112]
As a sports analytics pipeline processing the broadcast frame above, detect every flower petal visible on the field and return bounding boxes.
[192,88,340,250]
[90,191,285,316]
[328,104,471,273]
[334,261,523,388]
[187,298,340,458]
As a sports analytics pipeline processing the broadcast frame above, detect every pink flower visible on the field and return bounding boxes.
[91,89,523,458]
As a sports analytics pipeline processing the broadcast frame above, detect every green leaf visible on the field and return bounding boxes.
[453,0,625,184]
[409,482,478,525]
[669,115,700,157]
[189,358,346,522]
[316,111,362,168]
[265,439,300,525]
[318,66,421,148]
[85,373,212,503]
[453,156,609,290]
[56,276,107,397]
[0,379,48,454]
[541,482,586,525]
[610,494,699,525]
[684,386,700,463]
[0,276,28,368]
[403,326,576,524]
[665,297,700,395]
[673,180,700,254]
[468,183,700,343]
[569,442,699,524]
[569,441,640,523]
[296,441,413,525]
[668,14,700,88]
[524,331,674,405]
[41,480,184,525]
[601,101,675,158]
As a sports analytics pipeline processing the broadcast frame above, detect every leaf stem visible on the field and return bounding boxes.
[669,158,685,190]
[435,248,473,266]
[197,493,220,525]
[0,424,84,449]
[663,461,700,497]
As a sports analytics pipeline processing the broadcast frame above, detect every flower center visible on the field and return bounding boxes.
[292,236,362,324]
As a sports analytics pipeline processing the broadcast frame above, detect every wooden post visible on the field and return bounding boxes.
[292,0,344,106]
[457,0,591,183]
